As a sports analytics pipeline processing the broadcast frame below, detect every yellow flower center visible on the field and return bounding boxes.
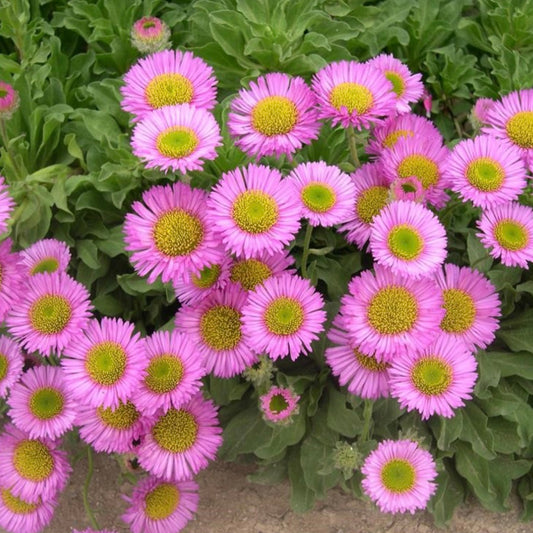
[13,440,54,481]
[29,295,72,335]
[387,224,424,261]
[301,182,337,213]
[384,71,405,97]
[269,393,289,413]
[382,129,413,149]
[264,297,304,336]
[494,219,528,251]
[153,209,204,257]
[329,82,373,114]
[31,257,60,275]
[505,111,533,148]
[251,96,298,136]
[85,341,127,386]
[29,387,64,420]
[465,157,504,192]
[411,356,452,395]
[97,401,140,430]
[152,408,198,453]
[367,286,418,334]
[440,289,476,333]
[156,127,199,159]
[192,264,221,289]
[145,73,194,109]
[398,154,439,189]
[231,190,279,234]
[0,353,7,381]
[380,459,416,493]
[356,186,389,224]
[145,483,180,520]
[200,305,242,351]
[230,258,272,291]
[1,489,39,515]
[354,349,389,371]
[145,354,184,393]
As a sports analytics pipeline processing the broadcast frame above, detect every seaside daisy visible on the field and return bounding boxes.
[0,335,23,398]
[389,335,478,419]
[175,283,256,378]
[19,238,71,277]
[137,393,222,481]
[124,181,222,284]
[0,176,14,234]
[61,317,145,409]
[228,72,320,159]
[207,164,301,258]
[366,54,424,114]
[312,60,396,129]
[0,81,20,119]
[122,476,198,533]
[0,239,26,323]
[445,135,527,209]
[389,176,425,203]
[259,386,300,424]
[242,273,326,361]
[286,161,356,227]
[6,272,92,357]
[135,330,206,415]
[0,424,71,504]
[361,439,437,514]
[7,366,76,440]
[121,49,217,120]
[435,264,501,351]
[477,202,533,268]
[131,104,222,174]
[131,16,171,54]
[369,200,447,279]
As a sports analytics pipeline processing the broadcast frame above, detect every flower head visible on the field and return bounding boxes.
[260,386,299,424]
[471,98,495,127]
[0,335,23,398]
[19,239,71,277]
[131,16,171,54]
[0,176,14,234]
[389,176,425,203]
[0,239,26,323]
[0,82,19,119]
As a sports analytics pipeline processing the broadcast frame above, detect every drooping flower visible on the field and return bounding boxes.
[19,239,71,277]
[242,273,326,361]
[286,161,356,227]
[435,264,501,351]
[122,476,198,533]
[175,283,256,378]
[228,72,320,159]
[477,202,533,268]
[369,200,447,279]
[124,181,222,284]
[445,135,527,209]
[312,60,396,129]
[361,439,437,514]
[0,335,23,398]
[0,424,71,504]
[121,49,217,120]
[61,317,145,409]
[135,330,206,415]
[389,334,478,420]
[7,366,76,440]
[366,54,424,114]
[259,386,300,424]
[131,104,222,174]
[6,272,92,357]
[137,393,222,481]
[131,16,171,54]
[0,81,20,119]
[0,176,14,234]
[207,164,301,259]
[389,176,425,203]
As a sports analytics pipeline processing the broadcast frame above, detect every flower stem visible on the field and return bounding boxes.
[300,223,313,279]
[360,400,374,442]
[82,446,100,531]
[347,125,360,168]
[0,119,23,180]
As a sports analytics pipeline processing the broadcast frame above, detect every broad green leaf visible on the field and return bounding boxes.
[497,309,533,353]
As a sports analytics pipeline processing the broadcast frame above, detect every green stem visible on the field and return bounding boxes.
[300,223,313,279]
[346,125,360,168]
[361,400,374,442]
[82,447,100,531]
[0,119,23,180]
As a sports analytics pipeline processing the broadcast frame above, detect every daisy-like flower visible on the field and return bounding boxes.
[78,400,151,454]
[0,487,57,533]
[0,176,14,234]
[207,164,301,259]
[260,386,300,424]
[0,424,71,504]
[175,283,256,378]
[242,273,326,361]
[312,60,396,129]
[173,253,231,305]
[61,317,145,409]
[122,476,198,533]
[366,114,443,159]
[369,200,447,279]
[0,81,20,119]
[366,54,423,114]
[338,163,390,249]
[340,265,444,361]
[135,330,206,415]
[471,98,495,127]
[325,319,390,400]
[389,176,425,203]
[477,202,533,268]
[0,239,26,323]
[7,366,76,440]
[131,16,171,55]
[6,272,92,357]
[19,238,71,277]
[121,49,217,120]
[137,393,222,481]
[228,72,320,159]
[445,135,527,209]
[435,264,501,352]
[229,249,295,292]
[286,161,356,227]
[131,104,222,174]
[361,439,437,514]
[0,335,23,398]
[124,181,222,284]
[389,334,477,420]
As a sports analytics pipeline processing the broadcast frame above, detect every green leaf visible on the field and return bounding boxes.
[208,376,250,406]
[300,436,341,499]
[326,387,362,438]
[459,402,495,460]
[497,309,533,353]
[247,459,288,486]
[288,447,315,512]
[427,461,465,527]
[430,411,463,451]
[466,231,493,273]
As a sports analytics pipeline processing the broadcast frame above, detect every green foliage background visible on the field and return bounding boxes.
[1,0,533,525]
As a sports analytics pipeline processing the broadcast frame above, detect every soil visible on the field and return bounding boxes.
[43,453,531,533]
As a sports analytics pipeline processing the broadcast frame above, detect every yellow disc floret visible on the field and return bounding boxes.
[387,224,424,261]
[301,182,336,213]
[494,219,528,251]
[85,341,127,386]
[440,289,476,333]
[231,191,279,234]
[1,489,39,515]
[251,96,298,136]
[153,209,204,257]
[97,401,140,429]
[192,264,221,289]
[383,129,413,149]
[145,355,184,393]
[380,459,416,493]
[384,71,406,97]
[367,287,418,334]
[354,349,389,372]
[230,259,272,291]
[29,387,64,420]
[156,127,198,159]
[465,157,504,192]
[330,83,373,114]
[200,305,242,351]
[13,440,54,481]
[145,73,194,109]
[264,297,304,336]
[145,483,180,520]
[152,408,198,453]
[398,154,439,189]
[29,295,71,335]
[31,257,60,275]
[356,186,389,224]
[505,111,533,148]
[411,356,452,395]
